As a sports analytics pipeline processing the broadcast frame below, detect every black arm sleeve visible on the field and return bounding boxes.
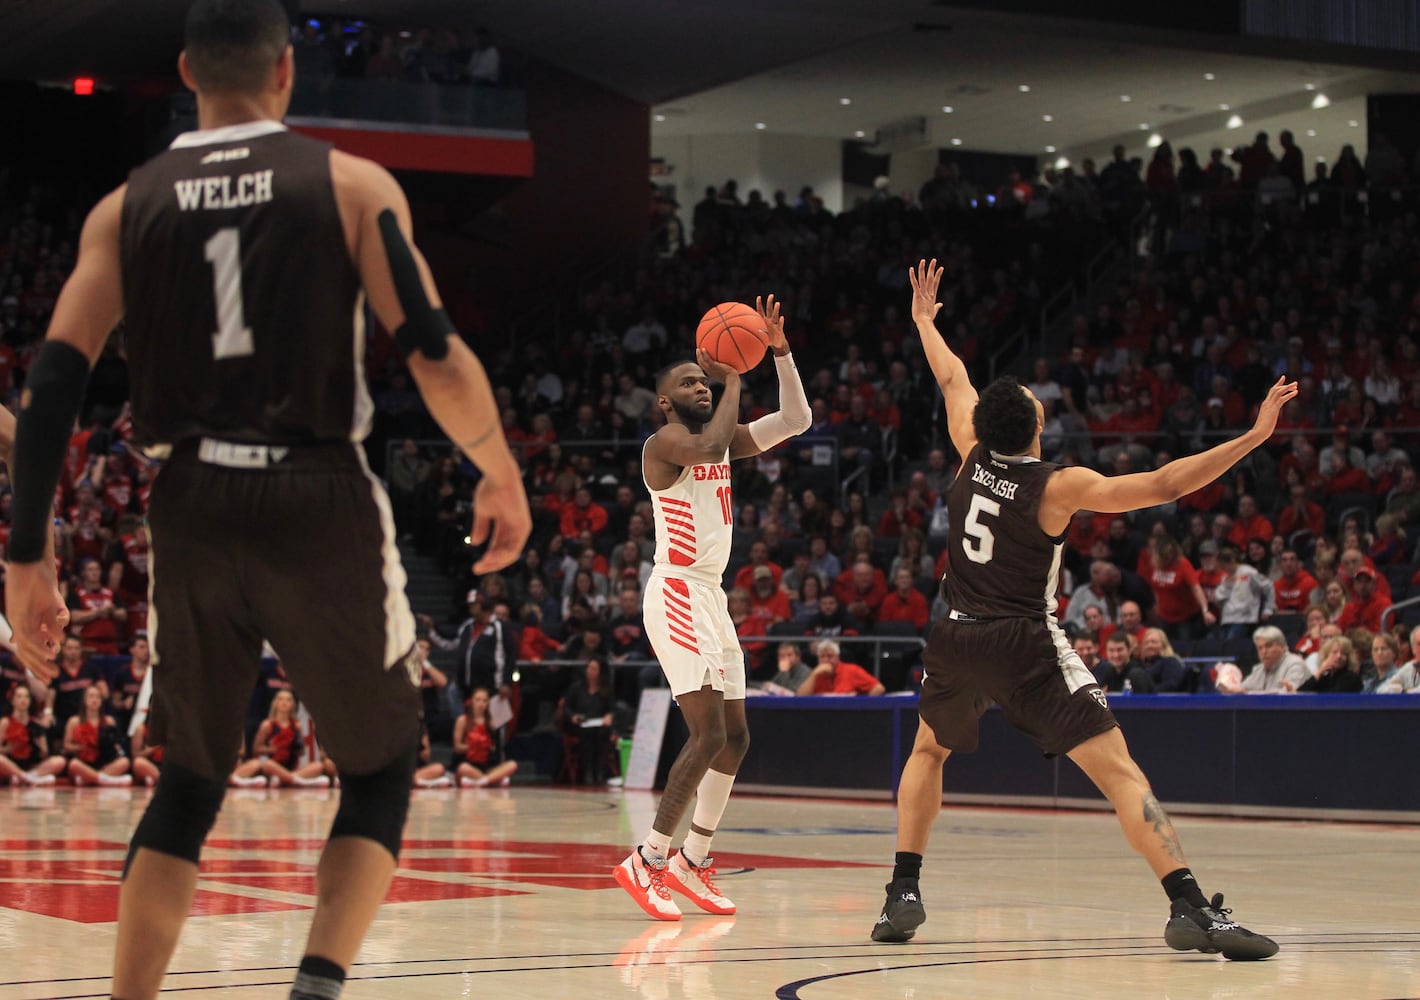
[8,341,92,563]
[377,209,454,360]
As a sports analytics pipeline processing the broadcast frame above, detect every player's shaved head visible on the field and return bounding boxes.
[185,0,291,95]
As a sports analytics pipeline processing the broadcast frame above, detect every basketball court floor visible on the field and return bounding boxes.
[0,785,1415,998]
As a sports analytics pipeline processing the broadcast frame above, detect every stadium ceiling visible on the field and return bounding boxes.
[5,1,1420,166]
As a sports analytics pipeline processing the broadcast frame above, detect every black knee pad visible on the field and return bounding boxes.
[125,763,227,874]
[329,739,418,860]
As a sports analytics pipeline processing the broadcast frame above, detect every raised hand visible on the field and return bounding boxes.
[908,258,944,328]
[755,294,787,354]
[1251,376,1300,438]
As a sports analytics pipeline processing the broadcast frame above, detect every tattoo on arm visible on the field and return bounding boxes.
[460,427,496,453]
[1143,792,1186,865]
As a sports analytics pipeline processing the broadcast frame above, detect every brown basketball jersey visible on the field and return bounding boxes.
[943,444,1065,619]
[119,121,368,449]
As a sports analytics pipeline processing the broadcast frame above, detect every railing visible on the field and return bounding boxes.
[511,632,927,684]
[288,77,527,132]
[1381,594,1420,634]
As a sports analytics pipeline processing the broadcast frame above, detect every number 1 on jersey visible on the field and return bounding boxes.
[716,485,732,525]
[204,227,254,360]
[961,493,1000,565]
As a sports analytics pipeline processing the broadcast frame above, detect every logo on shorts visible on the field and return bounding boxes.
[1090,689,1109,709]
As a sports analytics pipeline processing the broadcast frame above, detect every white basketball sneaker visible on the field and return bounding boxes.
[664,852,736,915]
[613,847,682,921]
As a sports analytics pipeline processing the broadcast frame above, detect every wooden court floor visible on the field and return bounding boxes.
[0,784,1416,999]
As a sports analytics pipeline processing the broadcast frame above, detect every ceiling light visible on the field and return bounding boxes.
[1054,156,1070,170]
[653,114,666,122]
[1120,95,1132,102]
[1311,93,1330,109]
[1219,103,1230,111]
[1147,133,1163,148]
[942,105,954,113]
[1044,144,1056,153]
[1138,123,1150,130]
[1204,72,1215,80]
[1042,114,1053,122]
[1304,83,1316,91]
[1348,119,1359,127]
[840,97,852,106]
[1306,129,1317,137]
[951,137,962,146]
[1226,114,1244,129]
[1317,155,1326,161]
[755,122,767,130]
[854,130,865,138]
[1018,84,1031,92]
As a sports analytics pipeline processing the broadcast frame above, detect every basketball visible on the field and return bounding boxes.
[696,302,767,374]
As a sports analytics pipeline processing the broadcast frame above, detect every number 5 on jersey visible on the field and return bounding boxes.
[961,494,999,565]
[204,227,255,360]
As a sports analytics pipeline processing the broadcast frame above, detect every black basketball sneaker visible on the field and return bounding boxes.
[1164,892,1279,960]
[871,877,927,942]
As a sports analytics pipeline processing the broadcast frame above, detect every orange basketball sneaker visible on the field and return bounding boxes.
[614,847,682,921]
[664,851,737,915]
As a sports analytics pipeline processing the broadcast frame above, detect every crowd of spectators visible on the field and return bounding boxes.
[5,122,1420,786]
[291,17,503,87]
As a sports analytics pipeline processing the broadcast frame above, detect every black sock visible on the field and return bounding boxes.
[290,955,346,1000]
[892,851,922,882]
[1161,867,1208,908]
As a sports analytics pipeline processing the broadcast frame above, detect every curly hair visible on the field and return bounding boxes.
[972,377,1039,456]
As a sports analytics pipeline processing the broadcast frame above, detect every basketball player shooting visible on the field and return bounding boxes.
[614,295,810,920]
[872,259,1288,960]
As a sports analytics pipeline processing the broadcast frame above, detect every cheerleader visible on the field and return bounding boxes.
[63,685,133,786]
[453,688,518,788]
[1,686,65,785]
[250,691,329,788]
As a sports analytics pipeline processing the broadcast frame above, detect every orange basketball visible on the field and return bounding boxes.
[695,302,767,375]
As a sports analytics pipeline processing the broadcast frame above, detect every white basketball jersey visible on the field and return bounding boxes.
[644,439,733,586]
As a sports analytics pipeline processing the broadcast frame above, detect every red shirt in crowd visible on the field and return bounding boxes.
[834,570,888,623]
[1323,465,1371,496]
[1228,515,1274,548]
[1277,501,1325,538]
[560,500,608,538]
[810,661,881,695]
[747,587,793,625]
[1272,570,1319,614]
[1337,592,1387,634]
[878,588,929,630]
[1148,555,1203,624]
[72,585,122,654]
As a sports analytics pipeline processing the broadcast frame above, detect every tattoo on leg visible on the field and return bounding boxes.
[652,745,705,832]
[1142,792,1186,865]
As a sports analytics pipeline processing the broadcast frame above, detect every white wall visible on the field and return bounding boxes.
[887,147,940,206]
[651,131,846,228]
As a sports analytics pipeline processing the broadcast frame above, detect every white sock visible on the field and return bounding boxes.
[681,830,712,865]
[642,828,674,862]
[98,773,133,786]
[685,769,736,861]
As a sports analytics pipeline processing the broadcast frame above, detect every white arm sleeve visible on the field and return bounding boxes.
[746,352,812,451]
